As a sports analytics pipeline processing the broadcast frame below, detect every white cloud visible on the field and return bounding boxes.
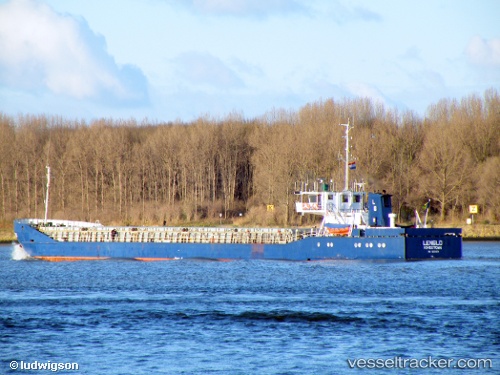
[405,69,446,90]
[0,0,148,105]
[344,82,387,106]
[174,0,307,17]
[465,36,500,66]
[230,58,264,78]
[323,1,382,24]
[174,51,244,89]
[400,46,422,61]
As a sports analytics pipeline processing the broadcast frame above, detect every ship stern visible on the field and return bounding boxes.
[404,228,462,260]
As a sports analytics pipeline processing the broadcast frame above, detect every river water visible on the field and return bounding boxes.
[1,241,498,374]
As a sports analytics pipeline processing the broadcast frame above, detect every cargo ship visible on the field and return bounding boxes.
[13,122,462,261]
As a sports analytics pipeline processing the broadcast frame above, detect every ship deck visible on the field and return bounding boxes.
[36,224,319,245]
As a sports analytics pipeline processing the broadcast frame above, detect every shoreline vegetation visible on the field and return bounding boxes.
[1,90,499,236]
[2,222,499,244]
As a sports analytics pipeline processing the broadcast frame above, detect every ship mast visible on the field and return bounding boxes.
[44,165,50,222]
[340,120,352,191]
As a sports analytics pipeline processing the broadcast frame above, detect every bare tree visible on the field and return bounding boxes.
[419,102,473,221]
[0,114,15,219]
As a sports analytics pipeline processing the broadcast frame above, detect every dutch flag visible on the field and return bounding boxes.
[348,161,356,170]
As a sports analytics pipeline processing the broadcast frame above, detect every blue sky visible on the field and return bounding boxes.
[0,0,498,122]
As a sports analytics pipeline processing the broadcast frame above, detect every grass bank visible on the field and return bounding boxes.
[0,224,15,243]
[461,224,500,240]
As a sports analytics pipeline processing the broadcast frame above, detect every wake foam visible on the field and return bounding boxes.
[12,244,31,260]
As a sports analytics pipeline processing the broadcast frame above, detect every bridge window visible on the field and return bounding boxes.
[383,195,391,207]
[342,194,349,203]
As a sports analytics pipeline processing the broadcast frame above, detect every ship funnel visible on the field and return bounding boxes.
[368,193,393,227]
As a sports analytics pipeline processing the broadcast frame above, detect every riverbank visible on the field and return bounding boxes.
[461,224,500,240]
[2,222,500,243]
[0,231,14,243]
[0,221,15,243]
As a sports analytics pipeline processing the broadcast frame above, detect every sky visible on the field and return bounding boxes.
[0,0,499,122]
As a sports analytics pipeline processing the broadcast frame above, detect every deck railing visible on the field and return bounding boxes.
[37,225,309,245]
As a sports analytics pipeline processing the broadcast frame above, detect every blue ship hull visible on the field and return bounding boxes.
[14,220,462,261]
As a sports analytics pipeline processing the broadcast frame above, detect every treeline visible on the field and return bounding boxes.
[1,88,499,226]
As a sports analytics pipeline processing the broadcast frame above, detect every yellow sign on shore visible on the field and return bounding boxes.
[267,204,275,212]
[469,205,478,214]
